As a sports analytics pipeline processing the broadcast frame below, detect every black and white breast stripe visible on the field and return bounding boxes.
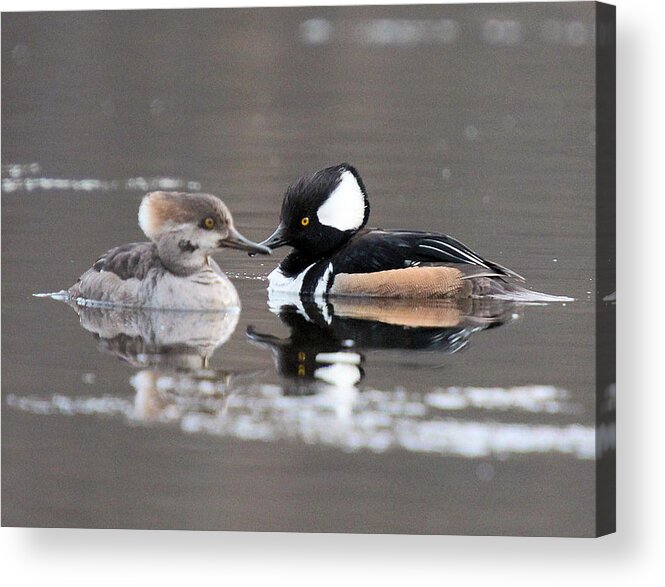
[267,261,333,298]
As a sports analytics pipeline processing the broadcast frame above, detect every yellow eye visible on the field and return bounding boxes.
[301,217,310,227]
[203,217,215,230]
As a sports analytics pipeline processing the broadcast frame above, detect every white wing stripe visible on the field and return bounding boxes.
[425,239,486,264]
[419,239,488,267]
[419,243,485,266]
[418,244,468,263]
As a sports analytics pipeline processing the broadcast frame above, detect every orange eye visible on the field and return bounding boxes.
[301,217,310,227]
[203,217,215,230]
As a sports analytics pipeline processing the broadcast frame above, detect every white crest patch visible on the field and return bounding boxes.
[138,195,159,240]
[317,171,365,231]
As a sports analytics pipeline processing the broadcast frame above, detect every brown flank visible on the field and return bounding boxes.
[330,266,472,299]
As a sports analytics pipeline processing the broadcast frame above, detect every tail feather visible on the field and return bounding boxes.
[32,290,71,301]
[487,260,525,282]
[456,265,572,303]
[481,281,574,303]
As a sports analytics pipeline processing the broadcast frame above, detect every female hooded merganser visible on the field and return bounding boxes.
[67,191,270,310]
[259,163,566,301]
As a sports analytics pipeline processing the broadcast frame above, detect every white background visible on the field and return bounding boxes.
[1,0,662,584]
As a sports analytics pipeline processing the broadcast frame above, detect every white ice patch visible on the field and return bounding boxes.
[317,170,365,231]
[6,384,597,459]
[2,162,202,195]
[426,385,575,414]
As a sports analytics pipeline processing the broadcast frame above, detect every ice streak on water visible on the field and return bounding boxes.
[5,384,598,460]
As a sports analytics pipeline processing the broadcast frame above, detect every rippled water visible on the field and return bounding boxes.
[2,4,612,535]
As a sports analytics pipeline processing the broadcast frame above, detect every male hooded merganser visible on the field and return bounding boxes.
[67,191,270,310]
[259,163,566,301]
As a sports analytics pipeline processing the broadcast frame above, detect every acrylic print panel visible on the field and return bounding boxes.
[1,2,615,536]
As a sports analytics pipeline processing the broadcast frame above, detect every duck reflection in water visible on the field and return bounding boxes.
[10,298,594,460]
[247,296,518,399]
[72,303,250,422]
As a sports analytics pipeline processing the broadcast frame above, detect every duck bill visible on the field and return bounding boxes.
[259,224,290,250]
[219,227,271,255]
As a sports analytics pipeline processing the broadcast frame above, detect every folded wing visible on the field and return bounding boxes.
[335,230,523,281]
[92,242,160,281]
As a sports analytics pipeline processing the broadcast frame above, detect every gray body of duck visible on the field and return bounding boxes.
[68,191,270,310]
